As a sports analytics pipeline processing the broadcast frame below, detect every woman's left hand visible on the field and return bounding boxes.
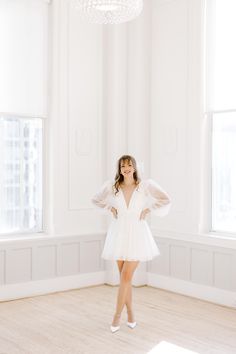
[139,208,151,220]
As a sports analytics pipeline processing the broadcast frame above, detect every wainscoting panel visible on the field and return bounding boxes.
[59,242,80,276]
[170,244,190,280]
[191,248,213,286]
[80,240,103,274]
[149,236,236,291]
[147,234,236,307]
[213,252,234,290]
[148,241,170,275]
[6,248,32,284]
[1,232,236,308]
[34,245,57,280]
[0,234,106,301]
[0,250,5,285]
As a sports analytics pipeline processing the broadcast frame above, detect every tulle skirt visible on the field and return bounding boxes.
[101,216,160,262]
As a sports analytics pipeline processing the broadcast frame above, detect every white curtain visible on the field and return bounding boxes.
[0,0,49,117]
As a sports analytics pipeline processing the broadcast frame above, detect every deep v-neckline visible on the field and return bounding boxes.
[120,184,138,209]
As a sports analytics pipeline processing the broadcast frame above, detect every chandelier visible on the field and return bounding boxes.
[73,0,143,24]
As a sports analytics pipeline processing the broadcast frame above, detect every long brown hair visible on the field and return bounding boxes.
[113,155,141,195]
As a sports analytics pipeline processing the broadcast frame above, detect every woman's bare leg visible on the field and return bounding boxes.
[116,260,135,322]
[112,260,139,326]
[117,260,132,310]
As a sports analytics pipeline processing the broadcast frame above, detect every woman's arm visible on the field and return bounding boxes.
[145,179,171,217]
[91,180,113,214]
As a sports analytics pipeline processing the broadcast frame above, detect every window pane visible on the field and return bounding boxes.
[206,0,236,111]
[212,112,236,233]
[0,117,43,234]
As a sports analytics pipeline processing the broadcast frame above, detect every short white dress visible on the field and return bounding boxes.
[91,179,171,262]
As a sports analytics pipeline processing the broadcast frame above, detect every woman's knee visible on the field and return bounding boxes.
[117,260,124,274]
[120,261,139,282]
[120,270,134,283]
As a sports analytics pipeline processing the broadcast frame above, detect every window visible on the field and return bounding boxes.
[0,0,49,235]
[205,0,236,234]
[0,117,43,234]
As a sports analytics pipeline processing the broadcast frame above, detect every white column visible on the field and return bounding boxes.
[102,2,152,286]
[127,2,152,285]
[103,24,128,285]
[127,2,152,180]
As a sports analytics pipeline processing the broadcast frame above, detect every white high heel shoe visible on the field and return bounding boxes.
[110,314,121,333]
[127,321,137,329]
[127,310,137,329]
[110,324,120,333]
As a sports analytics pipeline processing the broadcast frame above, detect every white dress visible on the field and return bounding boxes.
[91,179,171,262]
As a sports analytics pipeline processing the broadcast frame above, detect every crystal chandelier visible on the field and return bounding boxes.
[73,0,143,24]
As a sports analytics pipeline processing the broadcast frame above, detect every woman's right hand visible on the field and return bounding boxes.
[111,207,118,219]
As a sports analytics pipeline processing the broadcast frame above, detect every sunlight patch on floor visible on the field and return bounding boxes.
[147,341,199,354]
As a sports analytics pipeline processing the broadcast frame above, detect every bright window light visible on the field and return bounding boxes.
[206,0,236,235]
[0,116,43,235]
[147,341,199,354]
[212,112,236,233]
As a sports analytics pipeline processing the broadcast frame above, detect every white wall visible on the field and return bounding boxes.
[49,0,105,236]
[148,0,236,308]
[1,0,236,307]
[0,0,107,301]
[150,0,208,236]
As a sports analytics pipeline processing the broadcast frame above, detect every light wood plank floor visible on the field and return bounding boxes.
[0,285,235,354]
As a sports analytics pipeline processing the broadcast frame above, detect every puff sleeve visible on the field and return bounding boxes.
[145,179,171,217]
[91,180,113,215]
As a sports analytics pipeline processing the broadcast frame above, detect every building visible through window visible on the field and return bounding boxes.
[0,117,42,234]
[0,0,48,236]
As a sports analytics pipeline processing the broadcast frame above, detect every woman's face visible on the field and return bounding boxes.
[120,159,135,178]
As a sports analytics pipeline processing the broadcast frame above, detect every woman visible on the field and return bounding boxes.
[91,155,171,333]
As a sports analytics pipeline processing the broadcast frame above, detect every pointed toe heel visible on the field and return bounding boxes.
[110,325,120,333]
[127,321,137,329]
[110,313,121,333]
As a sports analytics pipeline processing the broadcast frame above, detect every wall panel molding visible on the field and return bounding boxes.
[0,272,105,302]
[148,273,236,309]
[67,0,103,211]
[0,233,105,301]
[147,234,236,297]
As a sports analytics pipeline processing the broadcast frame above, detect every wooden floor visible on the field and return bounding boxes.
[0,285,235,354]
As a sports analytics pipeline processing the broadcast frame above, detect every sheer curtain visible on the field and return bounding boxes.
[206,0,236,234]
[0,0,49,235]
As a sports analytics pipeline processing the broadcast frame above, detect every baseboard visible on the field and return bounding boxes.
[0,271,105,302]
[2,271,235,309]
[147,273,236,309]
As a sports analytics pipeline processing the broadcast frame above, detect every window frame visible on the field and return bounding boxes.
[207,109,236,238]
[0,0,50,238]
[0,113,46,237]
[204,0,236,238]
